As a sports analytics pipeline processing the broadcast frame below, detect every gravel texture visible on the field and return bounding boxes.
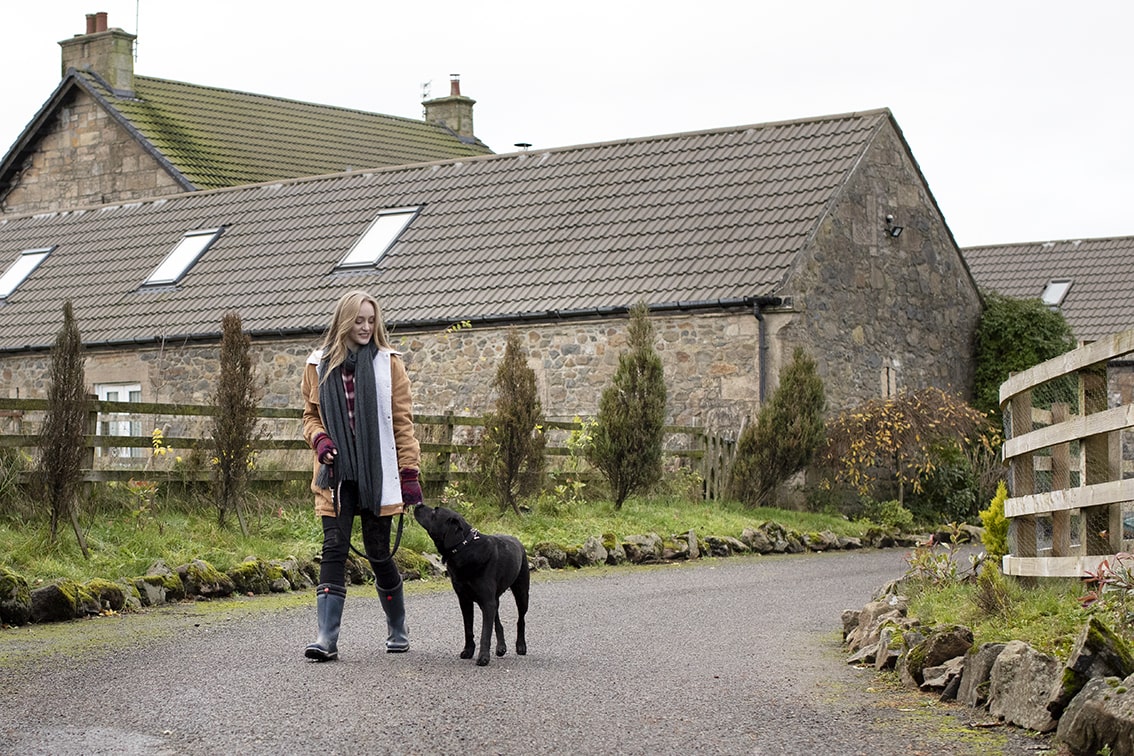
[0,548,1058,755]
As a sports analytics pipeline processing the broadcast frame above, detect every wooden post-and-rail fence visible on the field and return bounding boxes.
[998,328,1134,579]
[0,397,736,500]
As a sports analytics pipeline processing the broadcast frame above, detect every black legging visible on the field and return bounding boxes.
[318,480,401,589]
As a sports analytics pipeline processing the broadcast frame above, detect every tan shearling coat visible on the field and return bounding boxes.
[301,349,421,517]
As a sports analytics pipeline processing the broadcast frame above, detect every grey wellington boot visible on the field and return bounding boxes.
[304,583,346,661]
[377,579,409,653]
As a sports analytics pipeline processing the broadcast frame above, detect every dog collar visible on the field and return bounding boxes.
[449,529,481,554]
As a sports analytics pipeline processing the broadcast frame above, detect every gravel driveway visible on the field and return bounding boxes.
[0,548,1057,755]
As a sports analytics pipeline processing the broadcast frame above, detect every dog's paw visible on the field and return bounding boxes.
[516,641,527,656]
[495,644,507,657]
[460,646,475,660]
[476,656,490,667]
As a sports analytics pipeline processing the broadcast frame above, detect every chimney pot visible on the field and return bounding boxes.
[95,12,108,32]
[85,14,97,34]
[450,76,461,97]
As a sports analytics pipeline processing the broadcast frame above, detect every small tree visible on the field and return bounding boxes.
[35,301,90,556]
[973,291,1076,419]
[730,348,826,508]
[586,302,667,509]
[480,329,545,514]
[820,387,998,515]
[210,312,260,534]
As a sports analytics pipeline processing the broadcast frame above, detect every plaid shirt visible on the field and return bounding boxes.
[342,365,356,431]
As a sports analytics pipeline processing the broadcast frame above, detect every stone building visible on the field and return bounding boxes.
[0,12,490,217]
[0,106,983,439]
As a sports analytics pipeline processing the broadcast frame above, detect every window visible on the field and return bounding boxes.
[0,247,52,299]
[337,208,419,269]
[1041,279,1072,308]
[144,228,223,286]
[95,383,143,459]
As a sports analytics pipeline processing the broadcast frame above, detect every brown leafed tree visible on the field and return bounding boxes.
[36,300,90,555]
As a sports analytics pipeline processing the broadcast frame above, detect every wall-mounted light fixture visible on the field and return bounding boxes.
[885,214,903,238]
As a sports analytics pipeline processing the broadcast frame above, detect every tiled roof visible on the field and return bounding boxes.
[0,109,891,351]
[963,237,1134,341]
[92,73,494,188]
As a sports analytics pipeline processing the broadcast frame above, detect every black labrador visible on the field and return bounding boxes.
[413,504,529,666]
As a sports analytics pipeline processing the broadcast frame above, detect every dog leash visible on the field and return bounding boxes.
[327,464,406,567]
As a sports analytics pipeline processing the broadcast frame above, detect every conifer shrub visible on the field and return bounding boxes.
[729,347,826,508]
[979,480,1010,561]
[211,311,261,533]
[480,329,546,514]
[586,302,666,509]
[35,301,89,552]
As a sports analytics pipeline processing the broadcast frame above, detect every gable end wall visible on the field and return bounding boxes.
[776,122,982,409]
[2,90,184,216]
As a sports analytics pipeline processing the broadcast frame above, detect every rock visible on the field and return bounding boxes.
[740,527,773,554]
[567,536,608,567]
[84,578,126,612]
[420,552,447,578]
[30,579,82,623]
[836,536,863,550]
[271,556,314,591]
[957,642,1006,709]
[133,575,168,606]
[703,535,749,557]
[900,624,974,687]
[533,542,568,569]
[601,533,627,565]
[115,578,143,611]
[227,557,286,595]
[1048,616,1134,719]
[920,656,965,696]
[804,530,840,551]
[145,560,185,601]
[1056,673,1134,756]
[176,559,235,599]
[0,565,31,626]
[845,595,909,651]
[988,640,1060,732]
[841,609,861,640]
[621,534,663,563]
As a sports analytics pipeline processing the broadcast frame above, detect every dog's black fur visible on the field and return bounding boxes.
[413,504,529,666]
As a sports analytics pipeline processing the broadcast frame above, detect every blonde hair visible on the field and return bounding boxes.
[319,290,391,380]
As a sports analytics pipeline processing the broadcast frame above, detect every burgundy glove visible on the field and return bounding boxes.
[314,433,337,464]
[399,468,423,507]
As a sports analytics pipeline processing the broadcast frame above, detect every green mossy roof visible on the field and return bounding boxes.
[90,73,492,189]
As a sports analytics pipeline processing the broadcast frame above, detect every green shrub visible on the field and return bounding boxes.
[729,348,825,508]
[211,311,261,534]
[586,302,666,509]
[979,480,1010,561]
[480,329,546,513]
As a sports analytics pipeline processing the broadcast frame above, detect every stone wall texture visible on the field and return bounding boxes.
[1,89,183,216]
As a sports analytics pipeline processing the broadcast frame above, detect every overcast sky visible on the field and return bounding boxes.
[3,1,1130,248]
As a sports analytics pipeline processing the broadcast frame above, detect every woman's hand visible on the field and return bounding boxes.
[399,468,423,506]
[314,433,337,465]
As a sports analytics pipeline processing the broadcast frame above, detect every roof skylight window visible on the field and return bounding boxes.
[0,247,52,299]
[1041,278,1072,307]
[144,228,223,286]
[337,208,419,269]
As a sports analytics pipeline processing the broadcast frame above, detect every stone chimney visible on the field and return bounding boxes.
[423,75,476,140]
[59,12,137,95]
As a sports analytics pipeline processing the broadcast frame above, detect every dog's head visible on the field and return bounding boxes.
[413,504,474,553]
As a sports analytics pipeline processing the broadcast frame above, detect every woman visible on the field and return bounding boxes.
[301,290,423,661]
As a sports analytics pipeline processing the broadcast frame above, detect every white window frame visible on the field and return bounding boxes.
[1041,278,1072,307]
[144,228,222,286]
[95,382,143,459]
[0,247,52,299]
[337,208,420,269]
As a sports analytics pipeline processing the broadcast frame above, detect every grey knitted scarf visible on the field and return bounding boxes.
[316,341,384,513]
